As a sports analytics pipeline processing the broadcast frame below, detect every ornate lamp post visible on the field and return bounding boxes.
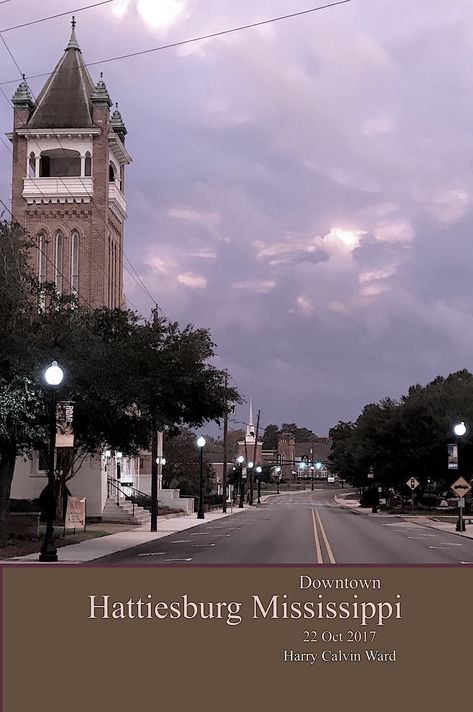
[256,466,262,504]
[237,455,245,508]
[39,360,64,562]
[196,436,206,519]
[453,422,467,532]
[246,461,254,504]
[275,466,281,494]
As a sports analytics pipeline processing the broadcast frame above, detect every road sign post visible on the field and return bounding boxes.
[451,478,471,532]
[406,477,420,513]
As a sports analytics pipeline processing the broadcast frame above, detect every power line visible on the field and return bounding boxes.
[0,37,154,315]
[0,1,117,34]
[0,1,352,86]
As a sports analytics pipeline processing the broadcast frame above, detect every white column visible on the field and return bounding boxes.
[35,155,40,177]
[80,154,86,177]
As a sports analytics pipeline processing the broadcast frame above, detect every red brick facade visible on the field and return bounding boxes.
[9,35,128,310]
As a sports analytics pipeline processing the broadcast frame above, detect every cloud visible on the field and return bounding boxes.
[233,280,276,294]
[177,272,207,289]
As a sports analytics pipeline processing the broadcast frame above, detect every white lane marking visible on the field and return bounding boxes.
[168,540,192,544]
[439,542,463,546]
[407,535,437,539]
[213,534,231,538]
[316,510,336,564]
[189,533,210,536]
[428,546,451,550]
[163,558,193,562]
[312,509,323,564]
[192,543,216,548]
[460,562,473,565]
[137,552,167,557]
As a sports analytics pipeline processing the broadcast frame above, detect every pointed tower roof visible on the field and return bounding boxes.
[28,18,95,129]
[91,74,112,107]
[12,75,34,110]
[110,102,127,139]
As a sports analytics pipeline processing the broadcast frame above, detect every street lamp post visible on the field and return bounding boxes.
[256,466,262,504]
[196,436,206,519]
[246,461,254,504]
[453,422,467,532]
[299,460,306,489]
[275,466,281,494]
[39,360,64,562]
[427,478,432,511]
[237,456,245,508]
[310,466,315,490]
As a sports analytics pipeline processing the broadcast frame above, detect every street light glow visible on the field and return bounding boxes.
[237,455,244,464]
[256,466,262,473]
[315,462,322,470]
[248,461,254,468]
[44,360,64,386]
[454,422,467,437]
[197,436,206,448]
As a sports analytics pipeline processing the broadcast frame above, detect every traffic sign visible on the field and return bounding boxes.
[450,477,471,498]
[458,497,465,509]
[406,477,420,490]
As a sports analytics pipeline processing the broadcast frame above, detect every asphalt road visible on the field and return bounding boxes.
[94,489,473,565]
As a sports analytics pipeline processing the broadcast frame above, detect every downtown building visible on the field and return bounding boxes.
[6,23,186,518]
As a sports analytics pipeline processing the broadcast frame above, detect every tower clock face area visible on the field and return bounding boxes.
[9,22,131,310]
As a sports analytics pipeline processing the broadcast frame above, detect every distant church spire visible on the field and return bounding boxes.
[246,397,255,439]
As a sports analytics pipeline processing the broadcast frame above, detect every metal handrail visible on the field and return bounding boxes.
[107,477,162,516]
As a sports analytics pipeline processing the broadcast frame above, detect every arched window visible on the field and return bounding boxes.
[84,151,92,176]
[37,232,46,283]
[55,231,63,294]
[109,163,115,182]
[28,152,36,178]
[71,231,79,294]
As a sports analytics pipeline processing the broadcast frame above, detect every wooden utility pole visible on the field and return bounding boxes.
[151,430,158,531]
[222,373,228,513]
[249,409,261,506]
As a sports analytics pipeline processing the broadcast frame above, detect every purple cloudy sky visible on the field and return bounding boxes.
[1,0,473,437]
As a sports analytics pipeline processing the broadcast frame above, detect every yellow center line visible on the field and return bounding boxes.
[316,510,336,564]
[312,509,323,564]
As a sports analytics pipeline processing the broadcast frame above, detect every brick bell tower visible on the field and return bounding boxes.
[8,18,132,308]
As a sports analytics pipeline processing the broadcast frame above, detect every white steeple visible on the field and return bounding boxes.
[246,397,255,441]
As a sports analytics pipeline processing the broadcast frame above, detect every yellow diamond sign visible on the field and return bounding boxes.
[451,477,471,498]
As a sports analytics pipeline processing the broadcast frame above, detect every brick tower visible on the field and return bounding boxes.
[8,19,131,308]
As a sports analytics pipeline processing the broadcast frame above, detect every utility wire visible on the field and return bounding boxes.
[0,1,117,33]
[0,1,352,85]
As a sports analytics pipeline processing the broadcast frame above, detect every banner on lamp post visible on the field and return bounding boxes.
[55,401,74,448]
[447,443,458,470]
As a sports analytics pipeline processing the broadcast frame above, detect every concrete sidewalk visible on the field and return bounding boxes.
[4,497,274,563]
[334,493,473,540]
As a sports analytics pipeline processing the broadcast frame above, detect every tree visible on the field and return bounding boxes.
[328,370,473,500]
[262,424,279,449]
[0,220,240,543]
[162,428,214,497]
[281,423,317,442]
